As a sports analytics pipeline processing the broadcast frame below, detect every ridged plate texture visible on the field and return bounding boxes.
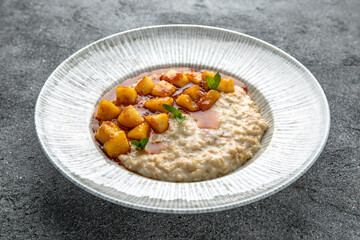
[35,25,330,213]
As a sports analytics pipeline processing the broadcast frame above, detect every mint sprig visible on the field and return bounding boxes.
[206,72,221,90]
[162,104,185,123]
[131,138,149,150]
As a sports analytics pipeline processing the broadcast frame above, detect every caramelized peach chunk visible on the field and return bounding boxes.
[200,79,210,91]
[161,70,189,87]
[135,76,155,95]
[117,105,144,128]
[151,80,176,97]
[197,90,220,110]
[127,122,150,140]
[145,113,169,133]
[144,97,174,113]
[103,131,129,157]
[176,94,199,112]
[183,70,202,84]
[201,71,216,81]
[96,100,121,120]
[218,78,235,93]
[116,87,137,105]
[200,71,217,91]
[95,121,121,144]
[182,85,205,101]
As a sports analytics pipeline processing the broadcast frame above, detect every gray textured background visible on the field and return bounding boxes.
[1,0,359,239]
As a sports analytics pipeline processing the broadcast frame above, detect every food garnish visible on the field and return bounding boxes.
[206,72,221,90]
[131,138,149,150]
[162,104,186,123]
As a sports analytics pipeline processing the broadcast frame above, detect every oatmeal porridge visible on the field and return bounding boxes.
[92,68,268,182]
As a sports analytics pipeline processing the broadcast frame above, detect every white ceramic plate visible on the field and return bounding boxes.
[35,25,330,213]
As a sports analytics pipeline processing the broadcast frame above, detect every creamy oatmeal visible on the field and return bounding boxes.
[92,68,268,182]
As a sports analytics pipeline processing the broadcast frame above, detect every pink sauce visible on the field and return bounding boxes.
[189,110,221,129]
[145,142,169,154]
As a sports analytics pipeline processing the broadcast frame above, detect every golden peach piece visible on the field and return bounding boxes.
[182,85,205,101]
[127,122,150,140]
[183,70,202,84]
[176,94,199,112]
[103,131,129,157]
[161,70,189,87]
[200,79,210,92]
[116,86,137,105]
[135,76,155,95]
[145,113,169,133]
[96,100,121,121]
[151,80,176,97]
[144,97,174,113]
[218,78,235,93]
[95,121,121,145]
[197,90,220,110]
[117,105,144,128]
[201,71,216,81]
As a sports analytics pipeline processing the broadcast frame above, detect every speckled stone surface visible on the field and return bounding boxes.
[0,0,359,239]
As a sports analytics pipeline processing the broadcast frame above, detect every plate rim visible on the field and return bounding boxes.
[35,24,331,213]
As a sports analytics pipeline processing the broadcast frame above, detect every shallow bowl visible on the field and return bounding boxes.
[35,25,330,213]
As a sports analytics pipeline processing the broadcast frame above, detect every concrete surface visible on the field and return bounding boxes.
[1,0,359,239]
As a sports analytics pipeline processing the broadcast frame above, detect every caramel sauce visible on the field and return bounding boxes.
[91,68,248,156]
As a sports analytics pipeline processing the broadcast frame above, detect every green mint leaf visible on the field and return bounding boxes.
[213,72,221,89]
[162,104,185,123]
[206,72,221,90]
[206,76,215,89]
[139,138,149,147]
[175,114,186,123]
[162,104,176,113]
[131,141,140,148]
[131,138,149,150]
